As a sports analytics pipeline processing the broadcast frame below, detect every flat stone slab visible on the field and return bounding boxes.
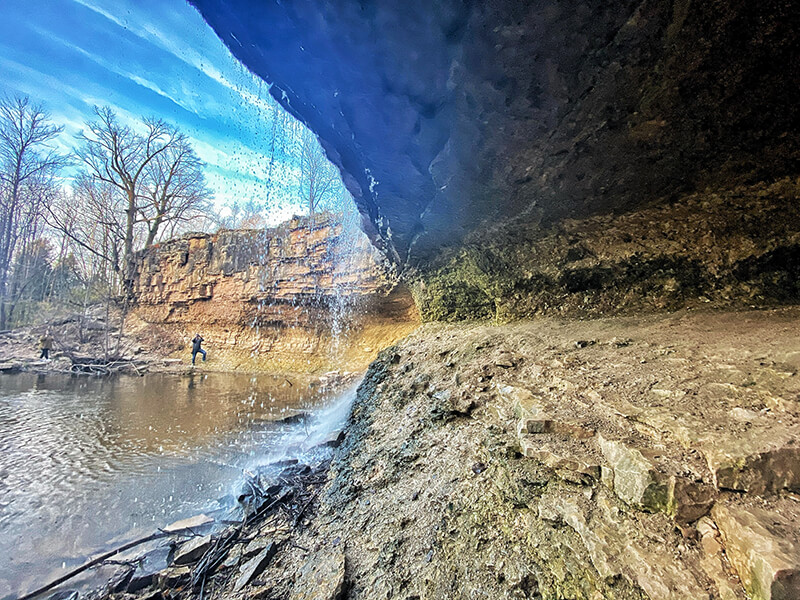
[158,566,191,588]
[712,497,800,600]
[234,542,277,592]
[128,546,172,593]
[163,513,214,532]
[173,534,212,565]
[243,535,273,558]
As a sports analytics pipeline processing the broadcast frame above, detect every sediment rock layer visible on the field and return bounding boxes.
[295,308,800,600]
[130,216,419,372]
[413,177,800,321]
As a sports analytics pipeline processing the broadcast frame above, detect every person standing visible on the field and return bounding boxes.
[191,333,207,365]
[38,330,54,360]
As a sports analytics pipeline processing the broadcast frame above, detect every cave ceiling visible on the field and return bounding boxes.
[191,0,799,267]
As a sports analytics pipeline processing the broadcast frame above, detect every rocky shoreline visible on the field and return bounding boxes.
[32,306,798,600]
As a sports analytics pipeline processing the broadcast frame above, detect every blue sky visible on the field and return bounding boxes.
[0,0,316,223]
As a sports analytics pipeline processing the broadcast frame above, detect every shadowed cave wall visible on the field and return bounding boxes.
[191,0,799,321]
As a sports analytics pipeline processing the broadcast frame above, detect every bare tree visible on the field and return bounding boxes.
[141,135,212,246]
[75,106,210,296]
[47,175,124,279]
[0,96,64,328]
[298,128,342,215]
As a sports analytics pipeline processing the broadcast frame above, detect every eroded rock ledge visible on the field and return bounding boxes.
[295,309,799,600]
[190,0,799,270]
[413,178,800,321]
[130,215,419,373]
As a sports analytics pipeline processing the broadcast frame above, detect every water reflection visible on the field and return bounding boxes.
[0,372,333,597]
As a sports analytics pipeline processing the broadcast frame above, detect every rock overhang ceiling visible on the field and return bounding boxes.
[190,0,799,269]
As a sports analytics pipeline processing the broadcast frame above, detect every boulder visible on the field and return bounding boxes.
[712,498,800,600]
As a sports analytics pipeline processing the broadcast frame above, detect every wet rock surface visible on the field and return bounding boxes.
[92,307,799,600]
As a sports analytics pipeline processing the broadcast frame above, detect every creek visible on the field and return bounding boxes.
[0,371,354,598]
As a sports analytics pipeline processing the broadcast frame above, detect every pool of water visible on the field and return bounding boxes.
[0,371,351,598]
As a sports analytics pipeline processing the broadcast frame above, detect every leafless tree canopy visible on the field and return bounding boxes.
[0,95,356,330]
[72,106,211,295]
[299,128,343,215]
[0,96,65,328]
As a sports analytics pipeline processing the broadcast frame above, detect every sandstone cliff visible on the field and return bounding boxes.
[130,215,419,373]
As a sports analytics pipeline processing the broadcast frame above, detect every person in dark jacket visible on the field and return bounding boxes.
[39,330,54,360]
[191,334,207,365]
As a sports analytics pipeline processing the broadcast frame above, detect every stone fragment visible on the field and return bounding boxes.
[234,542,278,592]
[497,384,538,417]
[518,416,595,439]
[244,535,273,558]
[495,353,516,368]
[670,477,716,524]
[173,534,212,565]
[314,429,346,449]
[704,441,800,495]
[519,437,601,485]
[695,517,746,600]
[501,383,594,439]
[598,435,715,521]
[128,546,172,593]
[598,435,670,512]
[220,545,243,569]
[47,591,79,600]
[163,513,214,532]
[712,498,800,600]
[158,566,191,588]
[289,547,346,600]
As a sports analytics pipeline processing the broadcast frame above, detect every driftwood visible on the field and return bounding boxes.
[13,531,171,600]
[190,459,331,592]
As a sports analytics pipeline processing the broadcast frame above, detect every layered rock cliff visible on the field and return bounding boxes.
[130,215,419,373]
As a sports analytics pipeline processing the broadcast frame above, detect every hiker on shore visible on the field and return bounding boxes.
[38,330,54,360]
[191,333,206,365]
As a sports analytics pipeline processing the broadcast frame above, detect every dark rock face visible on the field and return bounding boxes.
[191,0,798,271]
